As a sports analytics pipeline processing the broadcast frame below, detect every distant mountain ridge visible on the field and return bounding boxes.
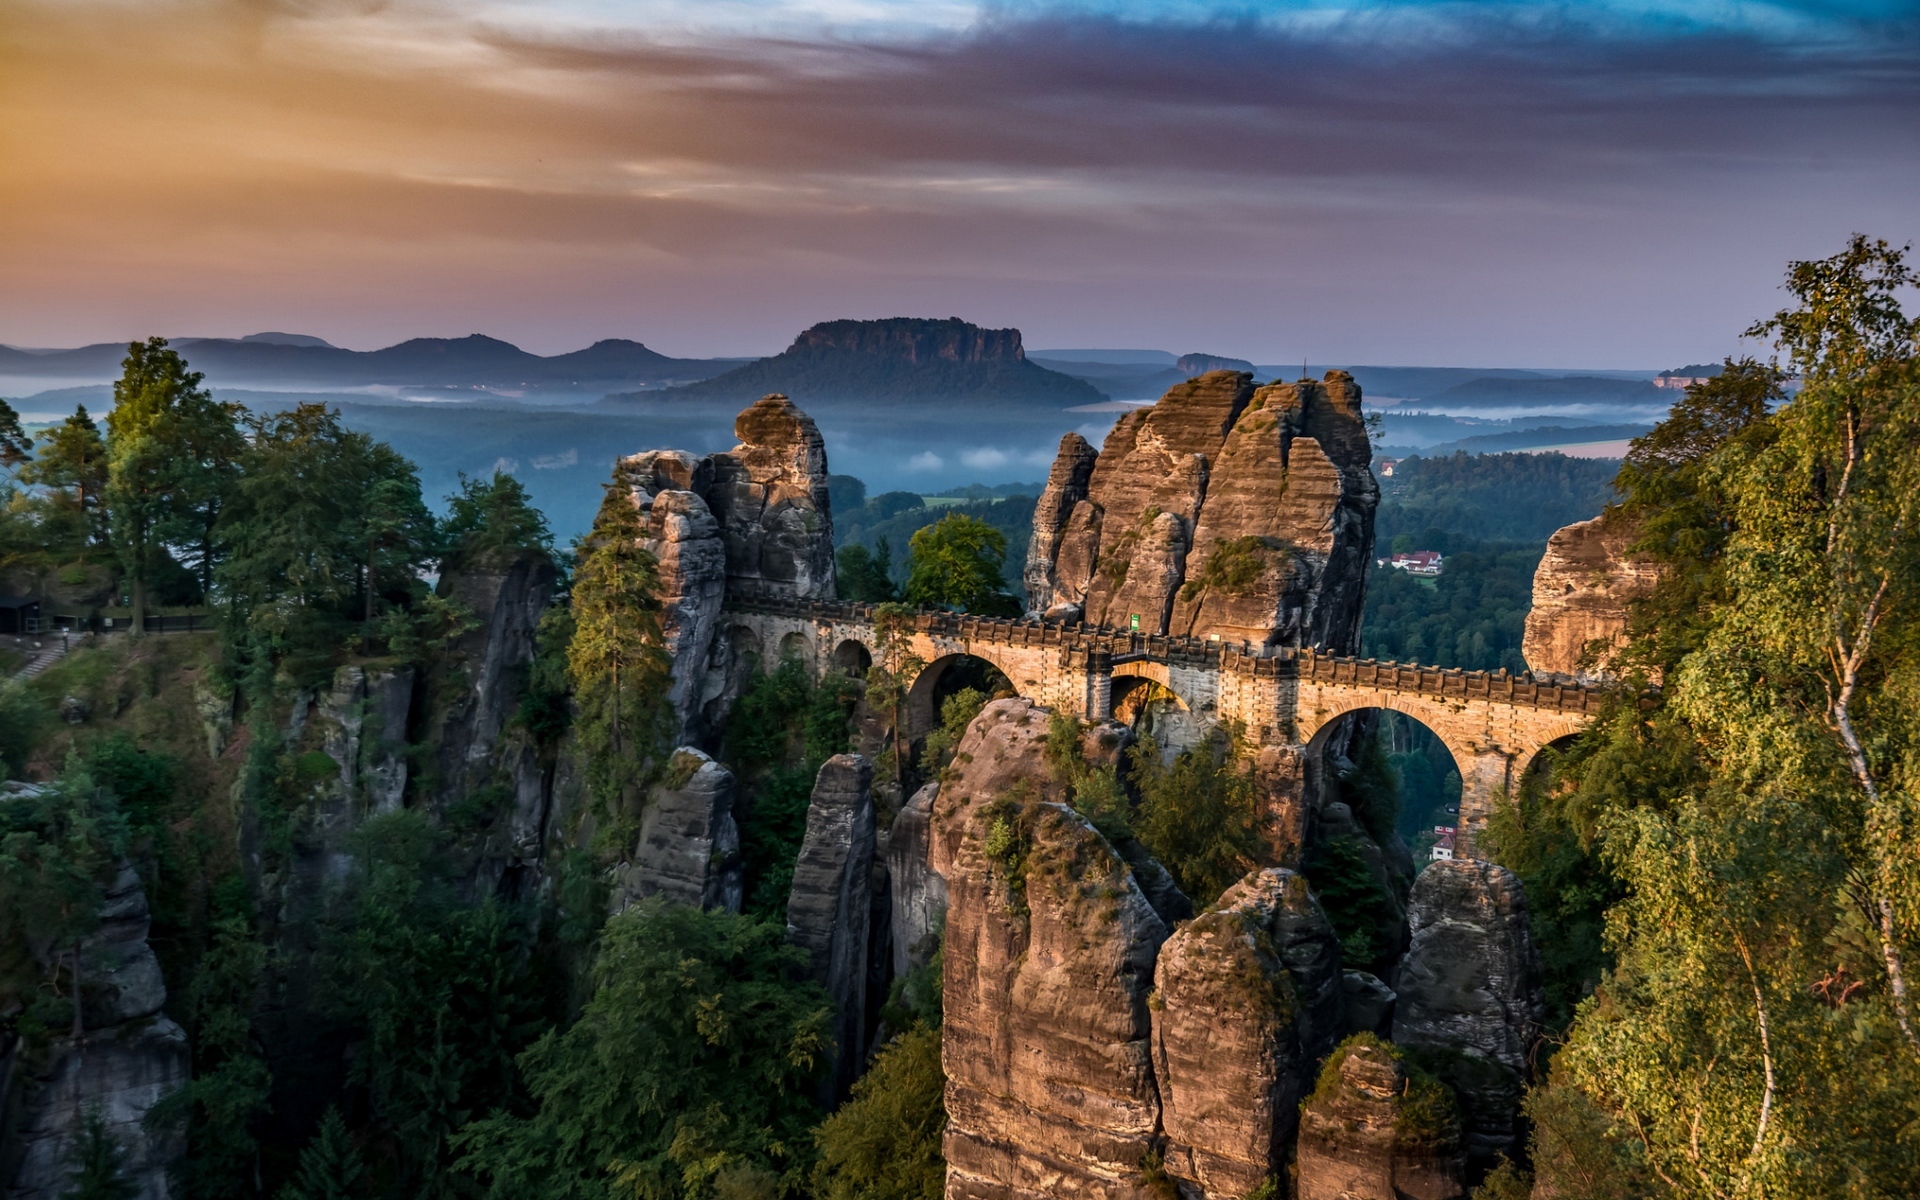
[653,318,1105,405]
[0,333,734,392]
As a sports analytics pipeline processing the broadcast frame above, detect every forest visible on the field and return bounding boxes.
[2,236,1919,1199]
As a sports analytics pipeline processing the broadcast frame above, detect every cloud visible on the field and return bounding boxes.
[909,450,945,470]
[1,2,1916,362]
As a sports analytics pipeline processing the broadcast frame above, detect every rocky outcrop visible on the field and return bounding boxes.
[1392,860,1545,1168]
[5,862,186,1200]
[610,749,743,914]
[318,664,414,815]
[1024,371,1376,648]
[786,754,877,1102]
[1342,970,1397,1037]
[615,455,730,743]
[1521,514,1661,681]
[1295,1037,1466,1200]
[705,396,837,601]
[887,782,947,980]
[431,547,560,805]
[1024,433,1099,619]
[1151,868,1342,1199]
[933,699,1169,1200]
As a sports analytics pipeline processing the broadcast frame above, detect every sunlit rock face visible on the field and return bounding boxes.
[1024,370,1376,650]
[1521,514,1663,681]
[1151,867,1342,1200]
[705,395,837,601]
[932,698,1171,1200]
[1295,1038,1467,1200]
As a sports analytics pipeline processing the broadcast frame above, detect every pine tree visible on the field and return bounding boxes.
[278,1108,365,1200]
[20,405,110,547]
[61,1107,136,1200]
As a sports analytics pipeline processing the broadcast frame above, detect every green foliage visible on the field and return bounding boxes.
[808,1026,946,1200]
[519,604,576,748]
[321,811,551,1197]
[1375,451,1618,546]
[1469,1159,1532,1200]
[1177,535,1281,603]
[921,687,987,776]
[105,338,248,612]
[453,900,831,1200]
[0,677,48,776]
[442,471,555,572]
[1531,238,1920,1196]
[1301,835,1397,968]
[724,656,856,917]
[161,901,273,1200]
[1041,712,1130,841]
[217,402,433,676]
[0,764,129,1031]
[1360,540,1543,672]
[19,405,110,549]
[1127,727,1265,908]
[567,476,673,817]
[903,513,1019,615]
[277,1108,366,1200]
[60,1106,136,1200]
[834,542,897,603]
[0,397,29,472]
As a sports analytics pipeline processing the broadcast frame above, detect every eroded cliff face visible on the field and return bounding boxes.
[1024,371,1377,650]
[614,395,839,742]
[610,748,743,915]
[933,699,1169,1200]
[1151,868,1342,1200]
[1391,860,1546,1170]
[5,858,187,1200]
[1521,514,1662,681]
[786,754,878,1103]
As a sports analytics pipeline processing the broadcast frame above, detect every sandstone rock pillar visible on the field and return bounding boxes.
[933,699,1169,1200]
[1295,1037,1466,1200]
[887,781,947,980]
[1391,860,1546,1170]
[1151,868,1342,1199]
[611,748,744,914]
[786,753,877,1102]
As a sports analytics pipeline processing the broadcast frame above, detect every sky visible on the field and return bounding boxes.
[2,0,1917,366]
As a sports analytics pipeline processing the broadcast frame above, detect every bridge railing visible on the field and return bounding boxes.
[721,584,1609,712]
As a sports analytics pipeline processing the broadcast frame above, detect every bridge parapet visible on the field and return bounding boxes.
[721,585,1611,715]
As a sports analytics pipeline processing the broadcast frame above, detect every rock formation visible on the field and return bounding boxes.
[5,860,187,1200]
[933,699,1170,1200]
[786,753,877,1102]
[318,664,414,814]
[663,318,1104,405]
[1342,970,1397,1037]
[430,546,560,806]
[1521,514,1662,681]
[1024,432,1099,619]
[887,782,948,979]
[611,397,840,741]
[705,396,837,601]
[1024,371,1377,650]
[610,748,743,914]
[1295,1036,1466,1200]
[1392,860,1546,1168]
[1151,868,1342,1199]
[618,454,730,743]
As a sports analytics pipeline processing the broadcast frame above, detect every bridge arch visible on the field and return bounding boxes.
[1304,707,1466,859]
[905,651,1016,738]
[831,638,873,677]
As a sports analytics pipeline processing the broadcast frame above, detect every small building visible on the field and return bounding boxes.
[1379,551,1443,576]
[0,595,42,635]
[1430,826,1456,862]
[1378,458,1397,477]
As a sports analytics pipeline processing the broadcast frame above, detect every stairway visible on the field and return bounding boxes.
[10,634,75,681]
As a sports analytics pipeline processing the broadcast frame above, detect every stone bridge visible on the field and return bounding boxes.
[721,587,1604,854]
